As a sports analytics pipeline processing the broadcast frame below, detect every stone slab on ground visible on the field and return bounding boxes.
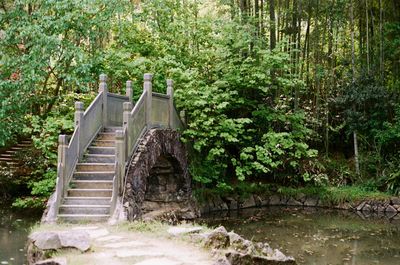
[167,226,203,236]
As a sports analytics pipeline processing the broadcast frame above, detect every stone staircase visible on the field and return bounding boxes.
[0,139,32,169]
[57,127,120,223]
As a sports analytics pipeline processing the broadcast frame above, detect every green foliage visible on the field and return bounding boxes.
[0,0,126,145]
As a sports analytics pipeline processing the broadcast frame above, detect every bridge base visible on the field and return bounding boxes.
[123,129,198,221]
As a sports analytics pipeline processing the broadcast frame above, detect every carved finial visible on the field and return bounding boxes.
[75,101,84,111]
[144,73,153,82]
[123,102,132,112]
[100,74,107,83]
[167,79,173,87]
[58,135,67,145]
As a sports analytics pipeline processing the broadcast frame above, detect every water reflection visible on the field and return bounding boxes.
[0,206,40,265]
[201,207,400,265]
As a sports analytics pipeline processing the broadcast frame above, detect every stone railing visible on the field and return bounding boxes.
[49,74,132,221]
[112,74,184,217]
[47,73,184,222]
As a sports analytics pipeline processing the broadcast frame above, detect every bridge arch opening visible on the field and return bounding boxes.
[144,154,187,204]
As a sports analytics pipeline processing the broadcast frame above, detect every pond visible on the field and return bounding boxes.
[202,206,400,265]
[0,205,40,265]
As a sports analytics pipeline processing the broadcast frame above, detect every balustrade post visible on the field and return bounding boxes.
[180,110,186,126]
[126,80,133,103]
[167,79,174,128]
[99,74,108,127]
[123,102,132,127]
[115,130,126,195]
[58,135,68,197]
[143,73,153,127]
[74,101,84,158]
[123,102,132,155]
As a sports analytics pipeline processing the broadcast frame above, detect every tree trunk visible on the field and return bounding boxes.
[269,0,276,50]
[350,0,360,176]
[366,0,370,74]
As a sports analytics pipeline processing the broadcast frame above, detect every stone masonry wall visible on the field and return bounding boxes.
[123,129,193,220]
[199,193,400,221]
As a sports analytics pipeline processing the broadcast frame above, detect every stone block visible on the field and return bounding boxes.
[269,195,281,206]
[242,196,256,208]
[362,204,372,212]
[304,197,318,207]
[286,198,302,206]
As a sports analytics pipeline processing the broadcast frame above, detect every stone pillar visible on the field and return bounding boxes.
[180,110,186,126]
[99,74,108,127]
[115,130,125,195]
[126,80,133,103]
[143,73,153,127]
[167,79,174,128]
[58,135,68,196]
[123,102,132,156]
[123,102,132,127]
[74,102,84,158]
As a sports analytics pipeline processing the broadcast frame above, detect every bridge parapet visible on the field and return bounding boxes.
[46,73,184,223]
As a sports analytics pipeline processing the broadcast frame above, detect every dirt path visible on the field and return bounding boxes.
[57,225,215,265]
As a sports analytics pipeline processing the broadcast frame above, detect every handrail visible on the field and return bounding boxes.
[83,92,102,117]
[131,90,147,116]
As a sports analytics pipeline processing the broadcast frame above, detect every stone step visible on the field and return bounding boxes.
[59,205,110,215]
[0,154,13,158]
[57,214,110,223]
[103,127,123,132]
[73,171,114,181]
[10,147,23,151]
[5,150,17,154]
[16,143,31,147]
[87,146,115,155]
[70,180,113,189]
[67,188,112,197]
[91,140,116,147]
[97,133,116,140]
[84,154,115,163]
[63,197,111,205]
[20,140,32,144]
[76,163,115,172]
[0,157,15,161]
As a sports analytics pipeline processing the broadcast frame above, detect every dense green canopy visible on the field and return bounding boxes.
[1,0,400,206]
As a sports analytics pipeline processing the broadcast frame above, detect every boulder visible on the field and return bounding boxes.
[29,232,62,250]
[228,232,253,254]
[27,230,90,265]
[204,226,230,249]
[58,231,90,252]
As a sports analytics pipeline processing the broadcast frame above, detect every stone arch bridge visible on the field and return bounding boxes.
[43,74,195,223]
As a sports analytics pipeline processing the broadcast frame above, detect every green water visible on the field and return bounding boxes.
[0,206,40,265]
[202,207,400,265]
